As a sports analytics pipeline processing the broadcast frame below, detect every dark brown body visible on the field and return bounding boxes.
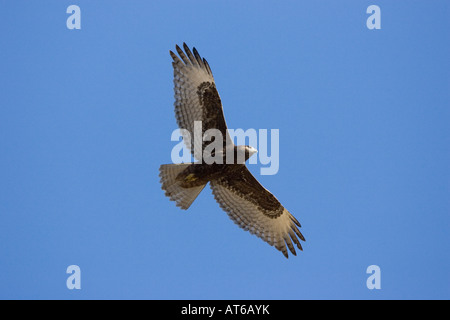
[177,163,244,188]
[176,145,255,188]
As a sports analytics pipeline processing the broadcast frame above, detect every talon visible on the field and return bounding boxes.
[185,173,197,182]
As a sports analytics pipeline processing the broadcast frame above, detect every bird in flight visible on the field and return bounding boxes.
[159,43,305,258]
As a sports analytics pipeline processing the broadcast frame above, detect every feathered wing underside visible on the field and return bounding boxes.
[210,166,305,258]
[171,43,232,160]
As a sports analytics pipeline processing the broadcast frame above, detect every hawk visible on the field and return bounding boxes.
[159,43,305,258]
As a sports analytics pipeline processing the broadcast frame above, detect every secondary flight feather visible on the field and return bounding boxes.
[159,43,305,258]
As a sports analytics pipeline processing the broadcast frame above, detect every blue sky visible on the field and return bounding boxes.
[0,1,449,299]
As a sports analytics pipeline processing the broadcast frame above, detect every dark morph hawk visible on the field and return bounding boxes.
[159,43,305,258]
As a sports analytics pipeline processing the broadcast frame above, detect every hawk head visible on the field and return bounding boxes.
[235,145,258,163]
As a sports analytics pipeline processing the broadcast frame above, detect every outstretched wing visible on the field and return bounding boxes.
[210,166,305,258]
[171,43,232,161]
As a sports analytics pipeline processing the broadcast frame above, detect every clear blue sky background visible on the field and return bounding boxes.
[0,1,449,300]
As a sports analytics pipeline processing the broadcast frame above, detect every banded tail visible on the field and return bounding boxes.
[159,163,207,210]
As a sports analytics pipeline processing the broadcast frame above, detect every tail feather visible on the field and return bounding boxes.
[159,163,206,210]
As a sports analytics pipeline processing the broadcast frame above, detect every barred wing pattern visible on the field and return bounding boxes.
[170,43,232,161]
[210,166,305,258]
